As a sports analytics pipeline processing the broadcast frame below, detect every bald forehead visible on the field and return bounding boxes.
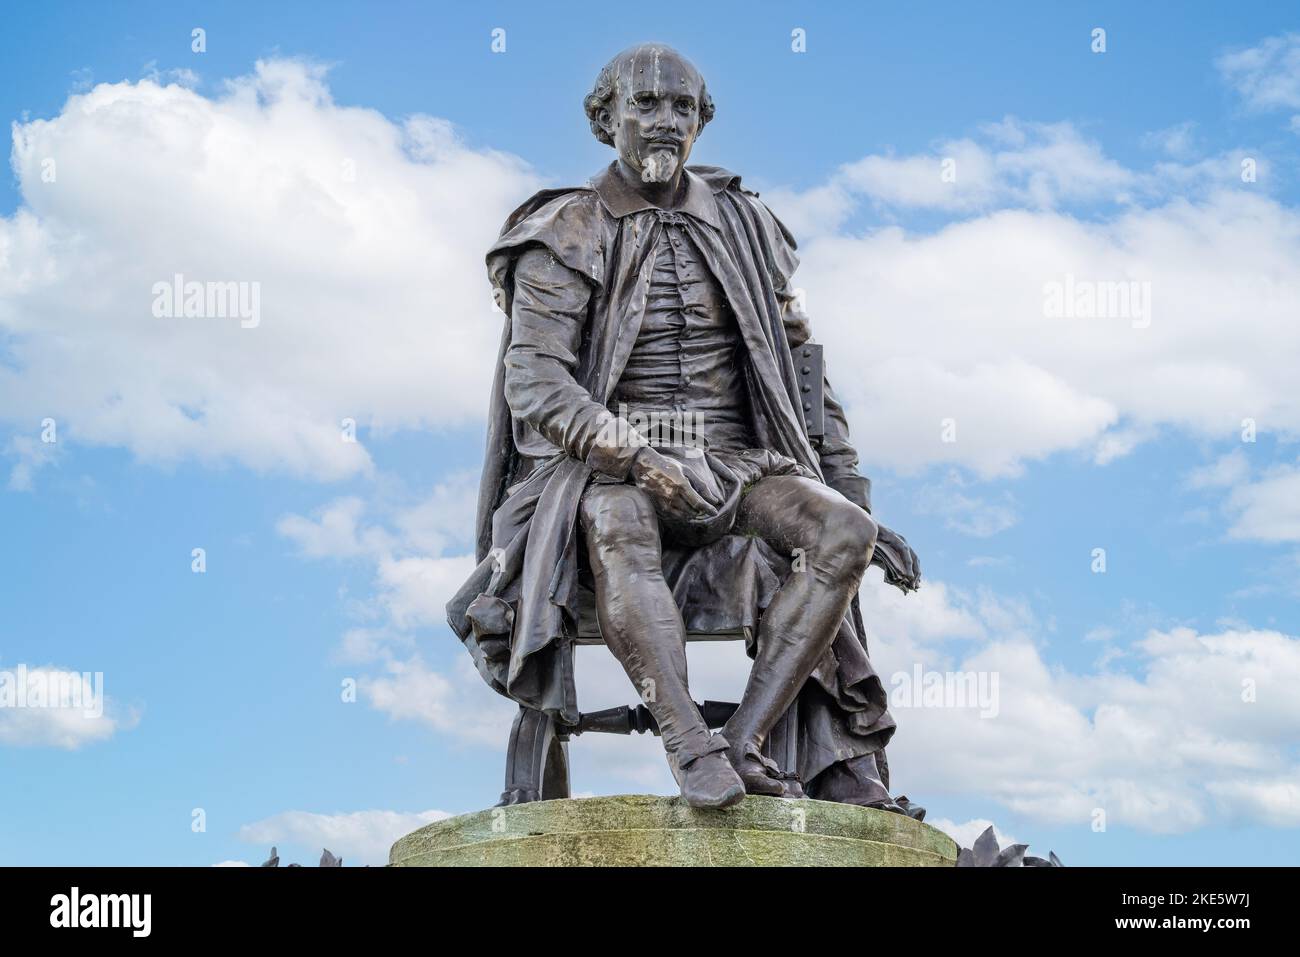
[613,46,703,98]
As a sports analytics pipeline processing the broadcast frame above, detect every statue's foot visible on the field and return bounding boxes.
[678,751,746,809]
[894,795,927,822]
[778,776,806,800]
[866,800,907,815]
[495,788,540,807]
[726,741,787,797]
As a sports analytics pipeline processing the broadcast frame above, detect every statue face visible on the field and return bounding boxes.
[600,47,704,184]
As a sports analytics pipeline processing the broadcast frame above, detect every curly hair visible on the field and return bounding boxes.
[583,45,715,148]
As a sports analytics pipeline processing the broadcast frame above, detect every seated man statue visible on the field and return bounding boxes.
[448,43,920,810]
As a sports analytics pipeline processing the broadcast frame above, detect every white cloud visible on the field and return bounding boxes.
[0,59,540,482]
[1142,122,1199,160]
[928,816,1019,851]
[859,573,992,649]
[1205,775,1300,827]
[914,471,1018,537]
[1225,462,1300,543]
[1217,33,1300,114]
[1092,425,1155,466]
[1186,448,1250,490]
[766,118,1252,233]
[277,471,481,568]
[388,471,481,555]
[278,474,479,635]
[791,188,1300,477]
[862,578,1300,834]
[0,664,133,749]
[276,497,393,559]
[238,807,452,866]
[744,113,1297,481]
[375,554,477,630]
[842,120,1137,212]
[5,434,58,490]
[278,478,498,739]
[360,655,516,748]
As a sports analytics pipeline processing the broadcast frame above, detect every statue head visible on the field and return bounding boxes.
[583,44,715,185]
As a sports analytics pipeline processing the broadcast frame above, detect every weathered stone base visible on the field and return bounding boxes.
[389,794,957,867]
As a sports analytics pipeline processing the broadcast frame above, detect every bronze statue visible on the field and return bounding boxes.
[448,43,921,811]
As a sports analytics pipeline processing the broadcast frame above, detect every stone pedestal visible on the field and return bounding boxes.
[389,794,957,867]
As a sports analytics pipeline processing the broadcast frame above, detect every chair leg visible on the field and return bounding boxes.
[763,703,803,795]
[498,705,570,805]
[540,735,571,801]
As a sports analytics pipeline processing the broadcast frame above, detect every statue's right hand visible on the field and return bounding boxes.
[630,448,718,523]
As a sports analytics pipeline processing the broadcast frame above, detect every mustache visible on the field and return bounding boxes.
[643,135,683,148]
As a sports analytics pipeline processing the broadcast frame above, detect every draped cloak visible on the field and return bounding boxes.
[446,162,897,791]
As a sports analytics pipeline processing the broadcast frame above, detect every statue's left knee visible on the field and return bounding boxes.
[820,503,877,581]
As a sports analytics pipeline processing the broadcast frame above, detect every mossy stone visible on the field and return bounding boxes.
[390,794,957,867]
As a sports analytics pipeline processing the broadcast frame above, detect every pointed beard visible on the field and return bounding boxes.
[639,149,678,184]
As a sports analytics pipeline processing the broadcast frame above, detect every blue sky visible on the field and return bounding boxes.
[2,2,1299,866]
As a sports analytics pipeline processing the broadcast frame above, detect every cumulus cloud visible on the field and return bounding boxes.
[360,655,515,748]
[1179,448,1300,549]
[373,554,478,630]
[278,473,478,637]
[1205,774,1300,827]
[1185,449,1250,490]
[765,117,1256,234]
[840,119,1137,213]
[238,807,452,866]
[277,475,502,738]
[735,113,1299,481]
[1217,32,1300,116]
[0,664,134,748]
[860,577,1300,834]
[276,496,394,559]
[1141,121,1199,160]
[1225,462,1300,543]
[787,187,1300,477]
[0,59,540,482]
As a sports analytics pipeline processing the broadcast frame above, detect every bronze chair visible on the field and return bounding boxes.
[499,623,800,806]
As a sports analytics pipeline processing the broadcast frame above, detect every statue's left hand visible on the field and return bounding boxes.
[871,524,921,593]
